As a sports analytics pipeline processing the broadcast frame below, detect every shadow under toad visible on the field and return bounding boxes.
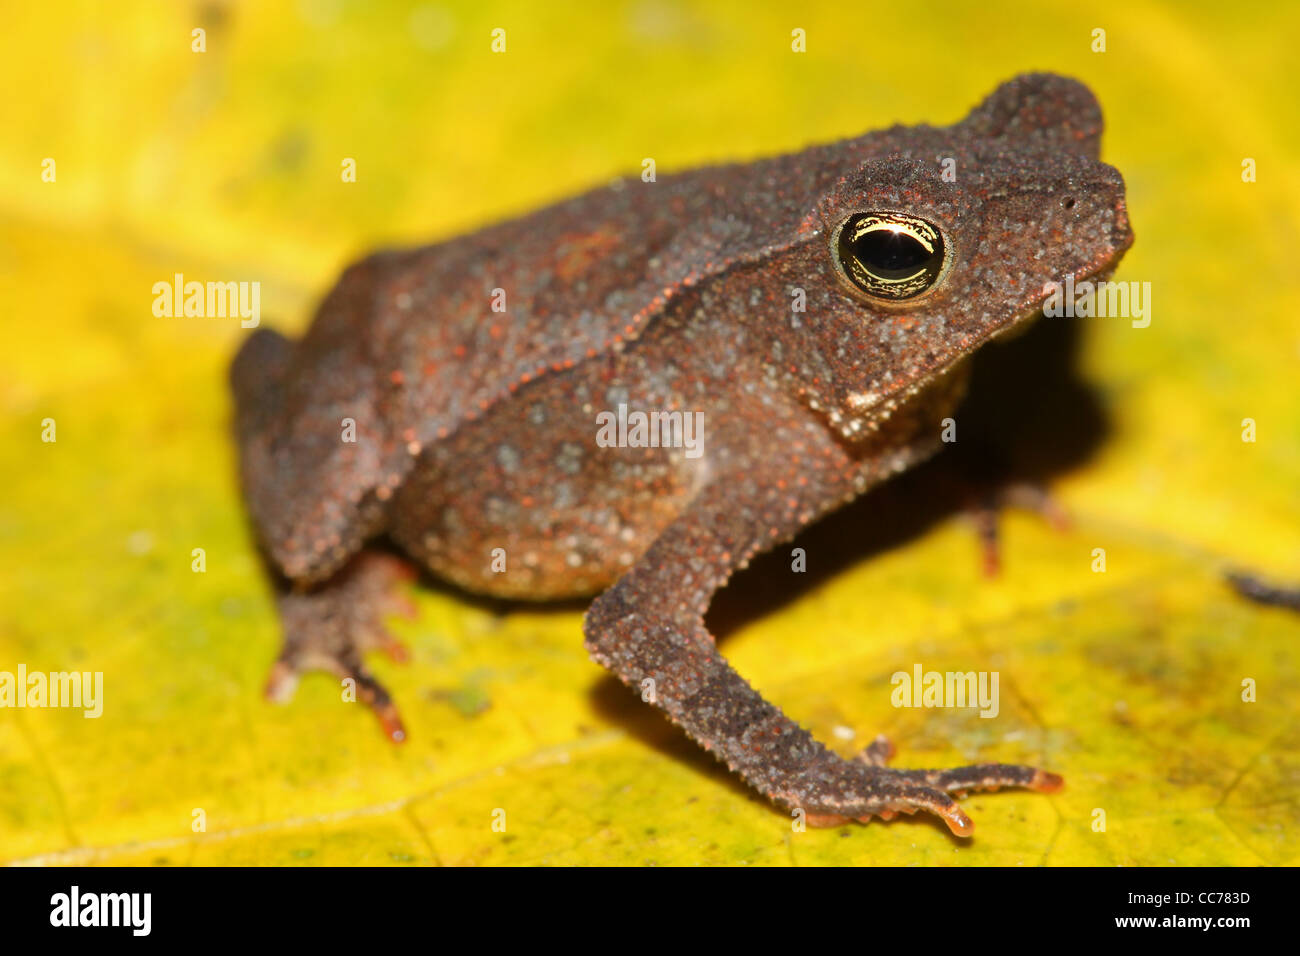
[707,312,1109,640]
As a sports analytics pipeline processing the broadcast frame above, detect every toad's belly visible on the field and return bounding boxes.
[386,409,707,600]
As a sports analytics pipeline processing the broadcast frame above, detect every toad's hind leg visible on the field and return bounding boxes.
[230,261,397,586]
[231,325,416,740]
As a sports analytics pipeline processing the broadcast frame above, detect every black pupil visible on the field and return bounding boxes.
[851,229,932,280]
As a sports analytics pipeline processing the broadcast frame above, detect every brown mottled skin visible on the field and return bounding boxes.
[232,74,1132,835]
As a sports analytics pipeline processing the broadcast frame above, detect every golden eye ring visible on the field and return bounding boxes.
[830,212,952,303]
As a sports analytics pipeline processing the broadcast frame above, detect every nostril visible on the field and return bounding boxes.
[1061,197,1076,210]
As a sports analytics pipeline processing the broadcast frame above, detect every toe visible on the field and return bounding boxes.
[921,761,1062,796]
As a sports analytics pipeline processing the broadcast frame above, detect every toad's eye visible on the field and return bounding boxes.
[832,213,949,302]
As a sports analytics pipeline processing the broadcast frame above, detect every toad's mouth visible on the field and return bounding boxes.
[996,230,1133,344]
[992,259,1124,346]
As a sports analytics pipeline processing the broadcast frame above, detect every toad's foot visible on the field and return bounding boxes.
[265,549,417,742]
[793,735,1063,836]
[967,481,1071,577]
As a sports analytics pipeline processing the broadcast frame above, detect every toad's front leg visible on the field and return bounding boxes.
[583,454,1061,836]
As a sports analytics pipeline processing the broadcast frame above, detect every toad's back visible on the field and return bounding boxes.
[230,135,895,581]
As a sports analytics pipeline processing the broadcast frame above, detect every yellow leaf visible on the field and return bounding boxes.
[1,0,1297,866]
